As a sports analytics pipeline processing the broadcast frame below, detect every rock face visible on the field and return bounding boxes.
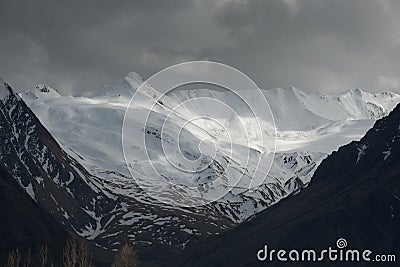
[180,104,400,267]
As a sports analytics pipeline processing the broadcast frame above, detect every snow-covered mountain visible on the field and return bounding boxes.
[3,71,399,263]
[1,79,234,255]
[19,73,400,225]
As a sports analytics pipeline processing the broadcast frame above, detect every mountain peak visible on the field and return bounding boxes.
[125,72,143,83]
[283,86,298,91]
[276,86,308,97]
[19,84,61,101]
[123,72,144,92]
[341,88,365,96]
[35,84,51,93]
[80,72,144,98]
[276,86,301,93]
[352,88,363,94]
[34,84,61,96]
[0,78,14,100]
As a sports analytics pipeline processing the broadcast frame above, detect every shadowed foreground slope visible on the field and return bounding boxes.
[0,163,68,264]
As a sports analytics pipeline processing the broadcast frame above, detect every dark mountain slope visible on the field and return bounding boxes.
[0,162,68,264]
[180,104,400,266]
[0,79,119,240]
[0,79,122,265]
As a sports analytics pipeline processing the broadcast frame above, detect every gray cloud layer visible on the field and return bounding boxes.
[1,0,399,94]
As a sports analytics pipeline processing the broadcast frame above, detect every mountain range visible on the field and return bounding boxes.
[1,73,400,266]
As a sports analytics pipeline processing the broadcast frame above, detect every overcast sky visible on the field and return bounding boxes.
[1,0,400,94]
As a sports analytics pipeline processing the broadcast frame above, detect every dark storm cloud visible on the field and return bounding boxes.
[215,0,400,93]
[0,0,399,94]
